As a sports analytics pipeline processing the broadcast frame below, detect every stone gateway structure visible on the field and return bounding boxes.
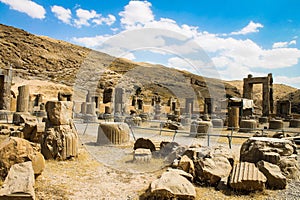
[243,73,273,116]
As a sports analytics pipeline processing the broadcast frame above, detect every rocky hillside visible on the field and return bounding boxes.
[0,23,242,106]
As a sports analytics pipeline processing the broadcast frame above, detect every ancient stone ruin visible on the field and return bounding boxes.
[41,101,78,160]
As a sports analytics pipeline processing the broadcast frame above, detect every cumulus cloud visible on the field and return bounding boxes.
[230,21,263,35]
[92,14,116,26]
[0,0,46,19]
[73,8,116,28]
[72,1,300,87]
[119,0,154,29]
[51,5,71,24]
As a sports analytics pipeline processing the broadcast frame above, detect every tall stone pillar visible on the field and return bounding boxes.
[185,98,194,116]
[114,88,125,115]
[0,68,12,110]
[228,107,239,130]
[16,85,29,112]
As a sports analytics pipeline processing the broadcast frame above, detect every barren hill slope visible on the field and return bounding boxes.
[0,23,241,104]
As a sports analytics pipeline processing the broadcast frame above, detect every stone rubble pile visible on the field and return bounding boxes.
[140,137,299,199]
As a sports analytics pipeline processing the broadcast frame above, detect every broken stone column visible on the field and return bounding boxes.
[41,101,78,160]
[185,98,194,116]
[83,102,97,123]
[154,104,162,120]
[97,122,130,145]
[229,162,267,191]
[228,106,239,130]
[16,85,30,112]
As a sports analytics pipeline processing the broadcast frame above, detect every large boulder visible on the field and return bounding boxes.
[45,101,73,126]
[146,171,196,199]
[240,137,296,164]
[178,155,195,175]
[195,156,232,186]
[0,137,45,180]
[257,160,287,189]
[134,138,156,152]
[0,161,35,200]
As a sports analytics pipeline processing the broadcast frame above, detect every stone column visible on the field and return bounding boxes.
[0,68,12,110]
[86,102,96,115]
[80,102,86,114]
[114,88,125,115]
[16,85,29,112]
[228,106,239,130]
[185,98,194,116]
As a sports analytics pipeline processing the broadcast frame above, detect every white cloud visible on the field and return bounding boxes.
[289,40,297,45]
[231,21,263,35]
[0,0,45,19]
[73,1,300,86]
[72,35,111,48]
[273,40,297,48]
[74,8,99,27]
[92,14,116,26]
[74,8,116,28]
[272,41,289,48]
[275,76,300,87]
[119,0,154,29]
[51,5,71,24]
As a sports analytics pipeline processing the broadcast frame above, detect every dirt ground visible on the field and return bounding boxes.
[1,121,299,200]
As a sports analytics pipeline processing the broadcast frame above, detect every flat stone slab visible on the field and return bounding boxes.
[0,161,35,200]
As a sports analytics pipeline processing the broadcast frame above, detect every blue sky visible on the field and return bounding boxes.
[0,0,299,88]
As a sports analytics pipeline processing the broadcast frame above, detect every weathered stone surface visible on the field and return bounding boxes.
[134,138,156,152]
[178,155,195,175]
[42,123,78,160]
[229,162,267,191]
[97,122,130,145]
[147,171,196,199]
[195,156,232,185]
[289,119,300,128]
[12,113,37,126]
[211,119,223,127]
[257,160,287,189]
[240,137,296,164]
[278,156,300,180]
[0,129,10,135]
[133,148,152,163]
[183,145,235,166]
[0,137,45,180]
[190,121,212,137]
[30,123,45,143]
[239,119,257,132]
[166,168,194,182]
[0,161,35,200]
[16,85,30,112]
[157,142,187,164]
[31,152,45,177]
[269,119,284,130]
[45,101,73,125]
